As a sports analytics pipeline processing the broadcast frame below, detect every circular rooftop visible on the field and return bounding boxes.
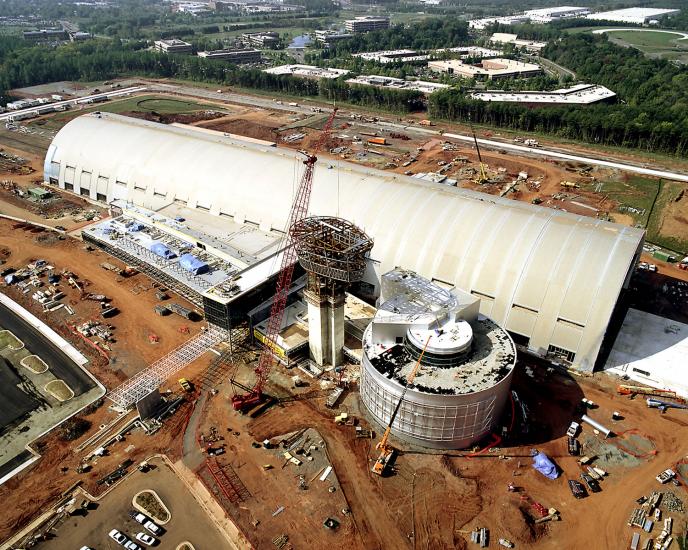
[291,216,373,283]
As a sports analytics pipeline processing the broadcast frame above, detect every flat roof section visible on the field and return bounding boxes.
[83,202,284,305]
[604,308,688,399]
[472,84,616,105]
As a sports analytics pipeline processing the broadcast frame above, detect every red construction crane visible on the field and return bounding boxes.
[231,107,338,412]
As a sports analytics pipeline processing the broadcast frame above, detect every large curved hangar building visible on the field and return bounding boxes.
[360,269,516,449]
[44,112,644,373]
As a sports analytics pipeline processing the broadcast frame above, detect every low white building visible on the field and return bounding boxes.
[429,58,542,80]
[154,39,193,54]
[469,15,530,30]
[490,33,548,52]
[588,7,680,25]
[353,49,429,64]
[471,83,616,105]
[264,64,349,79]
[523,6,590,23]
[436,46,503,59]
[346,75,449,95]
[345,16,390,33]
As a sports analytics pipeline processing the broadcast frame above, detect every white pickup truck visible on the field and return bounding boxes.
[656,468,676,484]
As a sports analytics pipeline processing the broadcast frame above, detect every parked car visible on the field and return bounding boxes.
[80,547,95,550]
[567,436,580,456]
[143,520,161,535]
[568,479,587,499]
[109,529,129,546]
[130,512,149,525]
[136,532,157,546]
[566,421,580,438]
[581,473,601,493]
[124,541,144,550]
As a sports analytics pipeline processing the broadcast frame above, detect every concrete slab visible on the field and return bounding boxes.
[603,308,688,398]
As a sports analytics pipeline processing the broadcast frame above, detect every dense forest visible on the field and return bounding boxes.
[321,19,471,57]
[430,33,688,156]
[0,38,422,112]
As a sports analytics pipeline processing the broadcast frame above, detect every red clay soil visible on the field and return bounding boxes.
[0,218,202,385]
[209,358,688,550]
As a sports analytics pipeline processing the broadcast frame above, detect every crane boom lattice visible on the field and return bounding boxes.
[231,108,337,411]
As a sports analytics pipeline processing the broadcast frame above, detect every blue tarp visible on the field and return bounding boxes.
[148,241,176,259]
[179,253,209,275]
[532,451,559,479]
[128,222,145,232]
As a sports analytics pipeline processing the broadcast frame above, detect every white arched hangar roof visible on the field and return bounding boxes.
[45,113,644,372]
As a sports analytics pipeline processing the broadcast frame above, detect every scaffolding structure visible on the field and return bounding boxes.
[291,216,373,284]
[83,231,205,308]
[107,325,229,410]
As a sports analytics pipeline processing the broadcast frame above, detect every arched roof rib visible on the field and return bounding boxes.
[46,113,644,371]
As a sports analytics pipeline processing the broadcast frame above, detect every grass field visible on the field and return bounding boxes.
[646,180,688,253]
[594,175,688,253]
[29,94,225,132]
[585,28,688,63]
[0,329,24,350]
[594,175,660,227]
[607,29,688,49]
[21,355,48,374]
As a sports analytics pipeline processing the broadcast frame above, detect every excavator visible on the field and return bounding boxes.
[372,334,432,476]
[617,384,684,402]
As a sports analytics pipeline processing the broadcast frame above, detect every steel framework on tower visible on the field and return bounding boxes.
[230,108,338,411]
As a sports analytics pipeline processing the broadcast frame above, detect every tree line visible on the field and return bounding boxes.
[0,38,422,113]
[428,32,688,156]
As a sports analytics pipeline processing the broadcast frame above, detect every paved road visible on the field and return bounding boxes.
[0,301,94,395]
[442,133,688,182]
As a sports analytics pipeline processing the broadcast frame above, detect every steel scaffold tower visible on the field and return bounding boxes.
[107,325,228,409]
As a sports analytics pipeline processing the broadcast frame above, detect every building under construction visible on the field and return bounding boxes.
[360,269,516,449]
[45,112,644,373]
[81,200,285,332]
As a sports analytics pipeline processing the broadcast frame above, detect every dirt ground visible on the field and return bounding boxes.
[0,144,106,230]
[187,354,688,550]
[193,107,626,223]
[0,217,203,385]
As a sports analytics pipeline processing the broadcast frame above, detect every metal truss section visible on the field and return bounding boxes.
[82,232,205,308]
[107,325,229,409]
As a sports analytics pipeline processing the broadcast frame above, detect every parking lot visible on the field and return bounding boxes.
[37,457,228,550]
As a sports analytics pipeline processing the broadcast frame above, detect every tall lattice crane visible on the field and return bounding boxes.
[231,107,338,412]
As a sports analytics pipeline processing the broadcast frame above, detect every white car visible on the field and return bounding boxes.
[124,541,144,550]
[143,520,161,535]
[131,512,161,535]
[109,529,129,546]
[566,421,580,438]
[136,532,157,545]
[80,547,95,550]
